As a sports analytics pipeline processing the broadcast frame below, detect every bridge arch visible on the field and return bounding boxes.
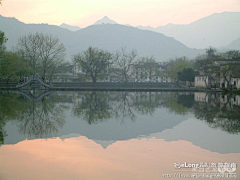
[16,76,53,89]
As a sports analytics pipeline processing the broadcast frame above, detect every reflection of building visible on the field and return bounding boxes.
[194,92,208,102]
[220,94,240,108]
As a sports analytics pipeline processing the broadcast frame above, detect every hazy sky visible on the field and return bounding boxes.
[0,0,239,28]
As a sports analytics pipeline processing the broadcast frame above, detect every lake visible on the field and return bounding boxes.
[0,91,239,180]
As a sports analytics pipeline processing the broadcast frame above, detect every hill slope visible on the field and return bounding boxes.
[59,23,81,31]
[221,37,240,50]
[138,12,240,49]
[0,15,202,61]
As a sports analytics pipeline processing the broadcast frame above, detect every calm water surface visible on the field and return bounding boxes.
[0,91,240,180]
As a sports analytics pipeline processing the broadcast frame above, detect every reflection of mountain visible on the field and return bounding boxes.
[2,92,190,147]
[2,91,240,154]
[153,117,240,154]
[3,106,188,147]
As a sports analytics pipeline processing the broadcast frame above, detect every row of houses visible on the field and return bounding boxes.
[195,75,240,89]
[54,61,173,83]
[194,57,240,89]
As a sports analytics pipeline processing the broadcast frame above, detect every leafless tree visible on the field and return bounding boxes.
[17,32,66,80]
[113,47,138,83]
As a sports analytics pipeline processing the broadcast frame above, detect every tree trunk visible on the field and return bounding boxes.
[176,79,179,87]
[92,76,97,83]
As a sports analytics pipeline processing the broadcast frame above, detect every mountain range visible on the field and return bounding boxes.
[59,23,81,31]
[138,12,240,49]
[94,16,117,25]
[0,15,202,61]
[58,12,240,50]
[1,12,239,62]
[221,37,240,50]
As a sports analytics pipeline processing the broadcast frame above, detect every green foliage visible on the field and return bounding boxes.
[0,52,32,82]
[0,31,8,59]
[194,49,240,88]
[177,68,195,82]
[177,94,195,108]
[162,93,192,115]
[194,48,220,87]
[0,92,31,144]
[135,56,160,81]
[216,50,240,81]
[73,47,112,83]
[165,57,192,81]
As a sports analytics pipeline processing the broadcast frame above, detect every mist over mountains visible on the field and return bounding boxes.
[57,12,240,50]
[137,12,240,49]
[59,23,81,31]
[1,12,239,62]
[221,37,240,50]
[0,15,202,61]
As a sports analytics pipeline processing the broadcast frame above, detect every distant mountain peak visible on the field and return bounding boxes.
[59,23,81,31]
[94,16,117,25]
[103,16,110,19]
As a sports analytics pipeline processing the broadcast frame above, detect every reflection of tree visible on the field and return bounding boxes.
[72,91,164,124]
[162,93,193,115]
[73,92,113,124]
[193,94,240,134]
[111,92,136,123]
[0,91,66,141]
[133,92,159,116]
[0,92,30,144]
[0,120,6,144]
[177,94,195,108]
[216,105,240,133]
[16,95,65,138]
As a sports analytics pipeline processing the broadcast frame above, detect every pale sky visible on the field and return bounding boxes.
[0,0,239,28]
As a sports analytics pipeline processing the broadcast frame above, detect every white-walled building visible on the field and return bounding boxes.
[195,76,208,88]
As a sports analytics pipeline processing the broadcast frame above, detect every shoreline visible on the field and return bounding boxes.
[0,87,221,92]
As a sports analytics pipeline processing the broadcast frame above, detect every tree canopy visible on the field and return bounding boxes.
[73,47,112,83]
[165,56,192,82]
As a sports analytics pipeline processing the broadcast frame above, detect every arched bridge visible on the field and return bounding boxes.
[17,90,52,102]
[16,76,53,89]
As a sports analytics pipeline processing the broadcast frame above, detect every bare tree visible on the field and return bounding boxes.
[113,47,138,83]
[17,32,66,79]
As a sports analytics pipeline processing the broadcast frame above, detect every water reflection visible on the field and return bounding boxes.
[16,95,65,138]
[1,91,240,180]
[0,91,240,145]
[1,136,239,180]
[73,91,165,124]
[0,91,66,142]
[73,91,114,124]
[193,93,240,134]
